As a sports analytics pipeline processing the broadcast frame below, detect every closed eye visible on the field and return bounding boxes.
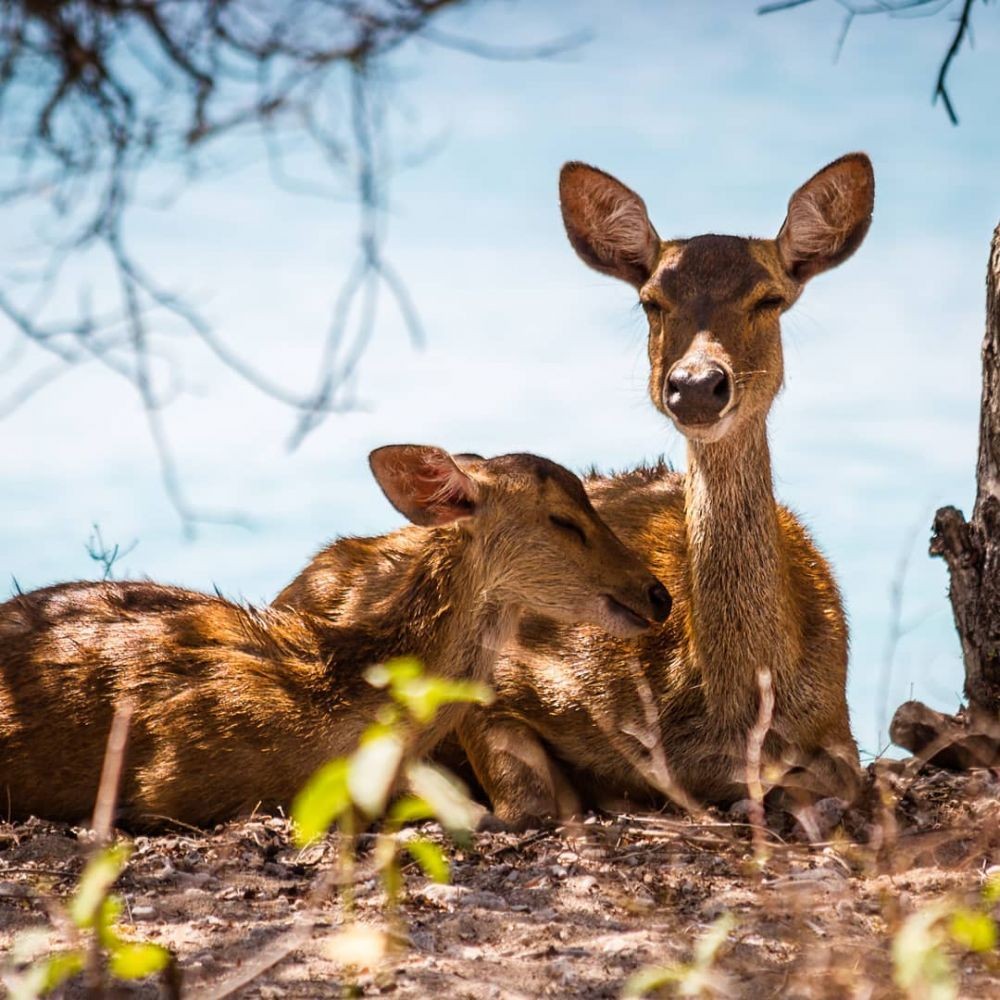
[752,295,785,314]
[549,514,588,545]
[640,299,667,317]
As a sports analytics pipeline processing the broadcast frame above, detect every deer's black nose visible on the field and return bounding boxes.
[647,581,671,623]
[665,365,731,425]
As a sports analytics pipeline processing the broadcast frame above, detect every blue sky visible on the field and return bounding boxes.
[2,0,998,757]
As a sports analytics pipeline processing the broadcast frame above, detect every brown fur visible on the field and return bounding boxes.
[453,155,875,827]
[0,449,665,827]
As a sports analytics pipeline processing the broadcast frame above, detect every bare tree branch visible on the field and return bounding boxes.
[934,0,977,123]
[758,0,990,124]
[0,1,586,532]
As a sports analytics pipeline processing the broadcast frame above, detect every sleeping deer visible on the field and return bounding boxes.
[453,154,874,829]
[0,445,669,827]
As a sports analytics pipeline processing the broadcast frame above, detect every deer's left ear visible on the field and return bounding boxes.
[777,153,874,283]
[369,445,480,527]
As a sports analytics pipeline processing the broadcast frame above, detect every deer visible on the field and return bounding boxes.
[0,445,670,827]
[451,154,874,831]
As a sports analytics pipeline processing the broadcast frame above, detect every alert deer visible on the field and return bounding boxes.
[0,446,669,827]
[454,155,874,828]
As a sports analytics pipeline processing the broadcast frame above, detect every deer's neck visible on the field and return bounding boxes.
[384,529,518,682]
[301,528,519,749]
[684,419,796,721]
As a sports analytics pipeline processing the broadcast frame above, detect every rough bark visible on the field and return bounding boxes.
[891,223,1000,765]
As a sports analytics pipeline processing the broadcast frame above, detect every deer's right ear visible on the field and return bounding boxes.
[369,445,480,527]
[559,163,660,288]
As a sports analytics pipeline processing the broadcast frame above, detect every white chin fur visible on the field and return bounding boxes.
[672,407,739,444]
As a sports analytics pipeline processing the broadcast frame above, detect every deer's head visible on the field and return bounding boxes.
[559,154,874,443]
[370,445,670,637]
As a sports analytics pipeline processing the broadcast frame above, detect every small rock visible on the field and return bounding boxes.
[699,897,728,920]
[459,890,506,911]
[726,798,760,824]
[566,875,598,894]
[601,935,637,955]
[630,892,655,912]
[789,866,845,883]
[410,929,435,952]
[130,905,156,920]
[456,915,479,941]
[550,864,568,878]
[532,907,557,922]
[416,883,469,908]
[550,957,575,984]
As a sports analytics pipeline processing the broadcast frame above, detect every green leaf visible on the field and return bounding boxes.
[109,942,172,980]
[6,950,85,1000]
[693,913,735,967]
[97,895,126,948]
[396,676,495,726]
[364,658,493,724]
[949,909,998,953]
[349,731,404,818]
[381,856,403,901]
[622,965,681,998]
[292,757,351,847]
[69,843,132,929]
[364,656,423,690]
[405,762,478,836]
[892,903,957,1000]
[406,838,450,884]
[388,795,435,825]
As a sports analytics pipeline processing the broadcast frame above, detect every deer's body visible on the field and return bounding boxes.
[0,448,667,826]
[456,158,873,826]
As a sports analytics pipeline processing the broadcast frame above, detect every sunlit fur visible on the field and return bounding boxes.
[453,155,875,827]
[0,450,663,827]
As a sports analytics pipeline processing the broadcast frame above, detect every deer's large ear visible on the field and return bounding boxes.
[777,153,874,283]
[369,445,479,527]
[559,162,660,288]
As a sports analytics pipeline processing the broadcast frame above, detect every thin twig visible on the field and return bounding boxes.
[933,0,977,124]
[746,668,775,866]
[90,701,134,844]
[759,0,982,123]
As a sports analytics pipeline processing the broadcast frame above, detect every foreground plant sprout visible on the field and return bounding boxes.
[291,657,493,966]
[2,843,172,999]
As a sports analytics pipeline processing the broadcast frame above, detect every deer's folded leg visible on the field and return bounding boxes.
[457,707,581,831]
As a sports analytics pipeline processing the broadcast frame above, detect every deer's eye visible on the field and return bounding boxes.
[641,299,666,318]
[549,514,587,546]
[752,295,785,314]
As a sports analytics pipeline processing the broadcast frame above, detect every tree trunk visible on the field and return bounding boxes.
[890,223,1000,766]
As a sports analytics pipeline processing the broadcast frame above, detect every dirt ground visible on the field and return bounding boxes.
[2,762,999,999]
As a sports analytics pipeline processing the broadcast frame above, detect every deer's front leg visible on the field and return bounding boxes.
[457,707,581,831]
